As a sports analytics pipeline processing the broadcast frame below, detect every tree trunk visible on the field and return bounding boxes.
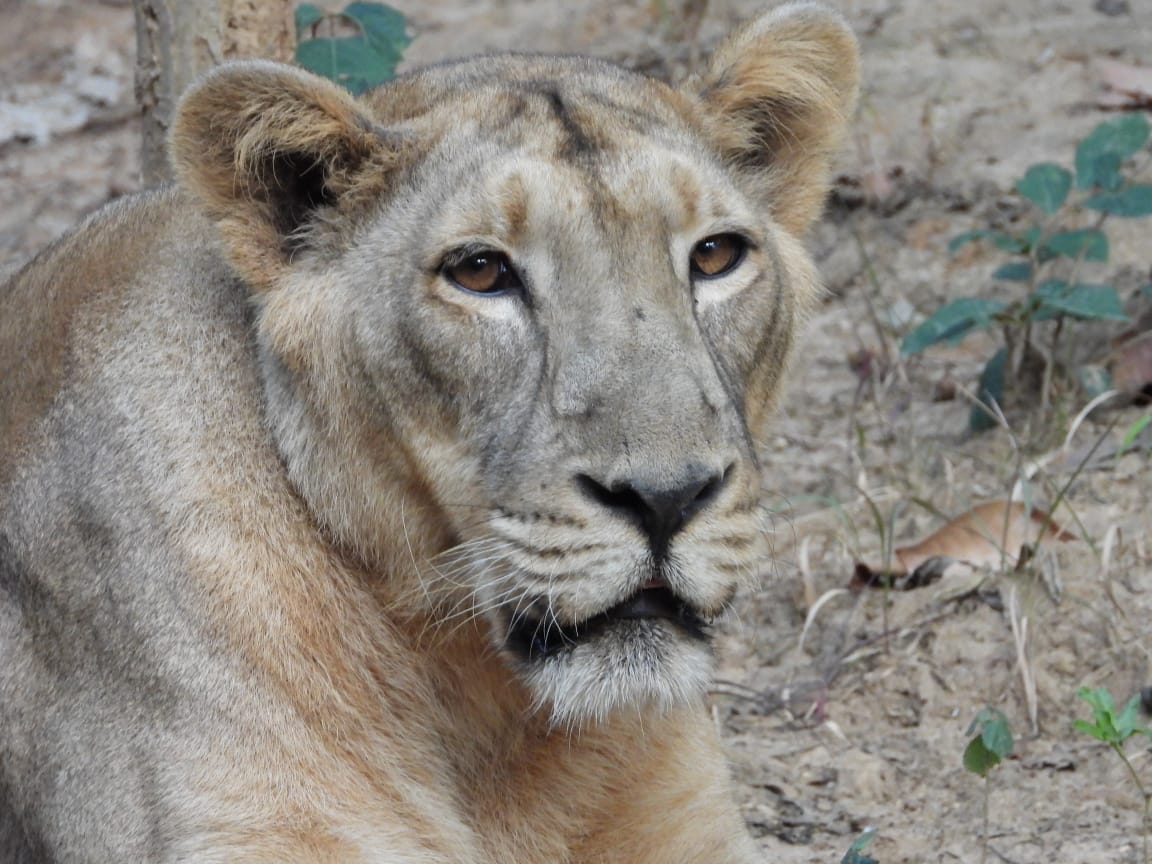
[133,0,295,185]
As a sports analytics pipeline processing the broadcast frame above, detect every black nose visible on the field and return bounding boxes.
[575,466,730,556]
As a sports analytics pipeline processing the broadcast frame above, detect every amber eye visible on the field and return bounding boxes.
[442,251,523,296]
[689,233,746,279]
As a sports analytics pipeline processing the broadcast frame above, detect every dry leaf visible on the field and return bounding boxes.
[852,500,1076,591]
[1096,58,1152,110]
[1109,330,1152,398]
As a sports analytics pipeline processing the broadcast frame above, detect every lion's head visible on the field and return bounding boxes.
[170,3,858,726]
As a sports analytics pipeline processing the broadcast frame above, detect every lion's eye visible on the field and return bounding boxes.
[689,233,746,279]
[442,251,523,296]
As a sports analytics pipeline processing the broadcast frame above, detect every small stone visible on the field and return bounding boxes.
[1093,0,1131,16]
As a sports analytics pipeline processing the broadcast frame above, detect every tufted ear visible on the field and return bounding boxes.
[170,61,405,291]
[686,3,859,236]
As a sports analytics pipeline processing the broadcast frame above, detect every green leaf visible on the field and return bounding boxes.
[900,297,1005,355]
[1042,229,1109,262]
[1073,718,1110,742]
[992,261,1033,281]
[970,347,1006,433]
[1075,114,1151,189]
[1083,184,1152,218]
[344,2,410,69]
[1033,280,1127,322]
[948,230,990,252]
[966,708,1014,755]
[1017,163,1072,215]
[1082,686,1117,716]
[981,717,1014,759]
[296,3,326,34]
[841,829,878,864]
[295,2,409,93]
[295,3,325,34]
[295,37,378,93]
[1082,153,1125,192]
[1116,694,1142,738]
[1076,687,1125,743]
[1120,413,1152,452]
[948,230,1027,254]
[963,736,1002,777]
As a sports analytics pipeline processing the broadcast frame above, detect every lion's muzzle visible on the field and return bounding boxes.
[572,463,732,561]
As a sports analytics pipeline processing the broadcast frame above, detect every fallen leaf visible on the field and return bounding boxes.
[1109,330,1152,398]
[852,500,1076,591]
[1097,58,1152,110]
[933,376,958,402]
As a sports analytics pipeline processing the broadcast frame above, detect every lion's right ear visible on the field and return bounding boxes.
[171,61,403,291]
[685,3,859,237]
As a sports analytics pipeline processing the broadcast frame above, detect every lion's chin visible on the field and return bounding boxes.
[506,590,717,729]
[505,585,712,661]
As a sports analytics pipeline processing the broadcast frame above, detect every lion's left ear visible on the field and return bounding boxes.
[171,61,405,291]
[685,3,859,236]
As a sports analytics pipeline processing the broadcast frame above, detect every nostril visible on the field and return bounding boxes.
[574,464,733,554]
[686,462,734,515]
[574,473,646,516]
[690,474,719,510]
[576,474,631,513]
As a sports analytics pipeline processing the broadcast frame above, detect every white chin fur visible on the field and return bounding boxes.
[521,623,714,729]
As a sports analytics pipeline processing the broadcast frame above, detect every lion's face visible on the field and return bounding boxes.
[347,118,798,724]
[171,6,858,726]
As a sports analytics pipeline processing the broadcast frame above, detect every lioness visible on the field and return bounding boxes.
[0,4,857,861]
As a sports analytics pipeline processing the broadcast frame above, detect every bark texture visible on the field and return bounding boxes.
[133,0,295,185]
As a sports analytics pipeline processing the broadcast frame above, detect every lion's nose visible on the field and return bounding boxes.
[575,465,730,557]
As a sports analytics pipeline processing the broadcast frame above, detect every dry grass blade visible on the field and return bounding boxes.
[1008,585,1039,735]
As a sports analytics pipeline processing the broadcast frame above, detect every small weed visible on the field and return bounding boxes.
[1074,686,1152,864]
[839,827,878,864]
[901,113,1151,432]
[1120,412,1152,455]
[963,707,1014,864]
[295,2,410,94]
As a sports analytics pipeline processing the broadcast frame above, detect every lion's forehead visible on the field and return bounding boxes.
[418,151,741,256]
[375,55,744,234]
[376,53,688,137]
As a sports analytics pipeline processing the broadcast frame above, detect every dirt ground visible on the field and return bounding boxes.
[3,1,1150,861]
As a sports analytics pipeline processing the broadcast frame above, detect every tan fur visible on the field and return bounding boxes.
[0,5,857,861]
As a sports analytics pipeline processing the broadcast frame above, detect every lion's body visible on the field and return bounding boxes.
[0,6,857,861]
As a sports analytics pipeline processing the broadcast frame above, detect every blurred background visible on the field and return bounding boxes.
[2,2,1149,861]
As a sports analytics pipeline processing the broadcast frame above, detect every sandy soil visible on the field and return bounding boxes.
[3,1,1150,861]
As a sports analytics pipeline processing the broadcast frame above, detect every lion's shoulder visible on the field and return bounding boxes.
[0,188,237,485]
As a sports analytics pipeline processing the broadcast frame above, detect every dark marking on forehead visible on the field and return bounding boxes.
[539,85,597,162]
[502,82,632,228]
[500,91,531,126]
[670,164,701,227]
[580,89,678,136]
[501,174,530,245]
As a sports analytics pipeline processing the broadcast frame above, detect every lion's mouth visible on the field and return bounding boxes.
[504,585,710,662]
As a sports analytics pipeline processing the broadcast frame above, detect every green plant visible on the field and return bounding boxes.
[901,113,1151,431]
[963,707,1014,864]
[295,2,410,94]
[1120,412,1152,455]
[839,827,878,864]
[1075,686,1152,864]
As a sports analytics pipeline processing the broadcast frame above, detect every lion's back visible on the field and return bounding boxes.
[0,189,274,860]
[1,191,226,479]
